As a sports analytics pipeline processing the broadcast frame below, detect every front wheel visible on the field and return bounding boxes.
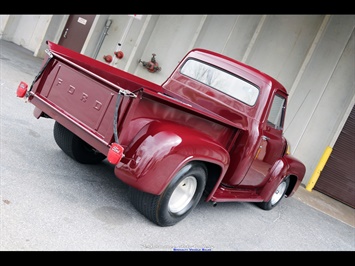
[256,176,290,210]
[129,162,207,227]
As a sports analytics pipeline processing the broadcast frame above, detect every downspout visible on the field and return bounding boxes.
[92,19,112,59]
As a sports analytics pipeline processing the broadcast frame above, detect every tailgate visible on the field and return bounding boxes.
[38,61,117,133]
[28,49,137,153]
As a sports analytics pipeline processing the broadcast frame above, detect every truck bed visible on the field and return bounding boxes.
[28,41,238,156]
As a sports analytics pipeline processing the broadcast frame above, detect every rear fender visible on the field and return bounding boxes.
[114,120,230,195]
[259,155,306,201]
[282,155,306,197]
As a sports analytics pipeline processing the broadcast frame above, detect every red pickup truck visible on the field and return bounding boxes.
[17,41,306,227]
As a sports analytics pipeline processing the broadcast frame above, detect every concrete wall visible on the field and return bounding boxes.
[0,15,10,38]
[1,14,354,186]
[284,15,355,179]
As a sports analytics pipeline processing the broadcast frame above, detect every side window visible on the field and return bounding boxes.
[267,94,286,130]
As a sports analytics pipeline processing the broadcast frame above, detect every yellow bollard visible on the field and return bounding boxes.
[306,146,333,191]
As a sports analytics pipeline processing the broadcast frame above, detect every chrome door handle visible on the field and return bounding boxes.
[262,136,270,141]
[63,28,69,38]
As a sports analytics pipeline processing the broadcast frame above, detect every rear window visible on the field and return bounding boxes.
[180,59,259,106]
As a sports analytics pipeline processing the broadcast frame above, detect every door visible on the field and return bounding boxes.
[58,15,96,53]
[241,92,288,187]
[314,105,355,208]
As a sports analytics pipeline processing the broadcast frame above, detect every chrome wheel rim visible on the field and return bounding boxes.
[168,175,197,213]
[270,180,287,205]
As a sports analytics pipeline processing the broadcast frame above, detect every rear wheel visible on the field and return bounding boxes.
[257,176,290,210]
[53,121,106,164]
[129,162,207,227]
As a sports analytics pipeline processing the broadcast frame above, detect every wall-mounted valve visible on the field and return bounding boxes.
[103,47,123,64]
[139,53,161,73]
[103,54,113,63]
[114,50,124,59]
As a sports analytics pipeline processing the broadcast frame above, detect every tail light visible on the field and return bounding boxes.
[17,81,28,98]
[107,142,124,165]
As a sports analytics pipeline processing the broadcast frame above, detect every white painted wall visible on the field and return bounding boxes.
[1,15,54,57]
[134,15,207,83]
[285,18,355,179]
[0,15,10,38]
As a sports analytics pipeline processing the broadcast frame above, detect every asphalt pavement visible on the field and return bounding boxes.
[0,39,354,252]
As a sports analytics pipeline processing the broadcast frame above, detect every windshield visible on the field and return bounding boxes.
[180,59,259,106]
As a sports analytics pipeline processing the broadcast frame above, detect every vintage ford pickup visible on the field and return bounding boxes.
[17,41,306,227]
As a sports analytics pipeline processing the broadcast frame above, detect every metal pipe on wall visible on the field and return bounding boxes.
[92,19,112,59]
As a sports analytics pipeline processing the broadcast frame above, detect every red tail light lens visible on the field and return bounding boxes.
[17,81,28,98]
[107,143,124,165]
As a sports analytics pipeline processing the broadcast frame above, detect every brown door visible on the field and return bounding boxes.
[314,105,355,208]
[58,15,96,53]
